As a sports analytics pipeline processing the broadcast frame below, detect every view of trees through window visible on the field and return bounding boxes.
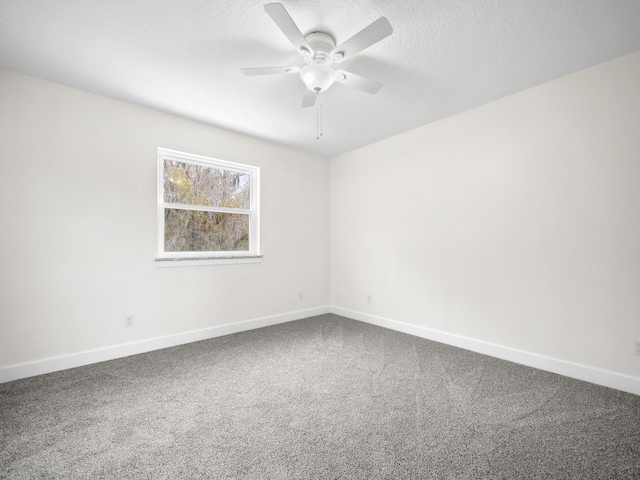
[163,160,250,252]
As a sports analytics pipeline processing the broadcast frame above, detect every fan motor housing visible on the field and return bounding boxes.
[299,31,338,93]
[304,32,335,65]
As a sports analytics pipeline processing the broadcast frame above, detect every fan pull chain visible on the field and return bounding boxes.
[316,103,323,140]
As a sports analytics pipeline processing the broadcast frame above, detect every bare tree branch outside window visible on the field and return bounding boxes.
[162,160,252,252]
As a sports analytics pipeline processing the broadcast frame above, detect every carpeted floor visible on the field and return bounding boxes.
[1,314,639,479]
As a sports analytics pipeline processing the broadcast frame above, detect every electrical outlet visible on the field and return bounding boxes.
[125,315,134,328]
[298,292,303,301]
[634,340,640,356]
[367,295,372,304]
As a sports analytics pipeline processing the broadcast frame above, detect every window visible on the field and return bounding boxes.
[156,148,260,265]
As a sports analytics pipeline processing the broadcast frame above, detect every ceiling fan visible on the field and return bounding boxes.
[241,3,393,108]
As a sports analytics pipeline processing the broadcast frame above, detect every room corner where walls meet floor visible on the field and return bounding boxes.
[1,306,638,397]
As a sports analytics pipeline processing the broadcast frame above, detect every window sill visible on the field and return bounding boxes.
[155,255,263,267]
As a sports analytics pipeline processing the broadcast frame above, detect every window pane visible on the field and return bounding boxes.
[164,160,250,209]
[164,209,249,252]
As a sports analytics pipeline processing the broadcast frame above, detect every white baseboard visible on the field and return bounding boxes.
[0,306,331,384]
[330,306,640,396]
[4,305,638,396]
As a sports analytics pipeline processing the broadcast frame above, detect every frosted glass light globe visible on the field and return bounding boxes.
[300,63,336,93]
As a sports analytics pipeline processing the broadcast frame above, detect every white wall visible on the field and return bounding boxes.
[0,69,329,369]
[330,51,640,379]
[3,50,640,387]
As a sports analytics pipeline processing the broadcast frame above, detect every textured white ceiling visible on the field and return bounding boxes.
[1,0,640,157]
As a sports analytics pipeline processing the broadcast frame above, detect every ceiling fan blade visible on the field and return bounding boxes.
[335,70,383,94]
[330,17,392,63]
[240,66,300,76]
[264,3,313,58]
[301,89,317,108]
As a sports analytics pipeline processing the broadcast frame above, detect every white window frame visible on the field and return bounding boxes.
[156,148,261,266]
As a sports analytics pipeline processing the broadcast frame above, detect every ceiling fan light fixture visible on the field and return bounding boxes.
[243,4,393,105]
[300,63,336,93]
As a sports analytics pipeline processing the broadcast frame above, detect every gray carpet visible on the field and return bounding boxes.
[1,314,639,479]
